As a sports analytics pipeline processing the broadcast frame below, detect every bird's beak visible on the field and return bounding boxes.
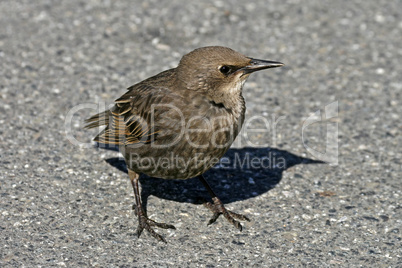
[241,58,284,75]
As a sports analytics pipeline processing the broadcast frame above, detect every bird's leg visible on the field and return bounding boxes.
[198,175,250,231]
[129,169,175,243]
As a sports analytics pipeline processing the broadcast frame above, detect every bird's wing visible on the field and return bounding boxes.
[85,72,181,146]
[85,84,159,145]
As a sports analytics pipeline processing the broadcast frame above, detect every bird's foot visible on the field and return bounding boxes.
[133,206,176,243]
[203,197,250,231]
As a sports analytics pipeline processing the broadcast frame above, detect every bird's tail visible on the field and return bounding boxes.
[85,108,155,145]
[85,111,117,144]
[84,111,110,129]
[85,110,128,145]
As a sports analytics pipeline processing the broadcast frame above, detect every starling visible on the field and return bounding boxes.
[85,46,283,242]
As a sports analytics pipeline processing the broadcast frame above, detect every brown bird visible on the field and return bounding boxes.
[85,46,283,242]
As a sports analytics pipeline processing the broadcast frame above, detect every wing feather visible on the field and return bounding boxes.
[85,69,177,146]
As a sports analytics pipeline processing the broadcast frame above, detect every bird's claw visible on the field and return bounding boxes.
[135,208,176,243]
[203,197,250,231]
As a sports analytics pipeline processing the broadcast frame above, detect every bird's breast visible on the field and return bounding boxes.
[125,93,245,179]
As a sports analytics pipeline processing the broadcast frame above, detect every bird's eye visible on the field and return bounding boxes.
[219,65,231,75]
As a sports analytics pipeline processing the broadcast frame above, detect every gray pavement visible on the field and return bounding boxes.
[0,0,401,267]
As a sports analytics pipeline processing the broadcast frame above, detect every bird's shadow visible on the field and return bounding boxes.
[104,147,324,208]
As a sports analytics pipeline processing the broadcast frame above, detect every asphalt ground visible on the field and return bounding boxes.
[0,0,401,267]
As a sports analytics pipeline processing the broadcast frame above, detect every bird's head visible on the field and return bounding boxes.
[176,46,283,109]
